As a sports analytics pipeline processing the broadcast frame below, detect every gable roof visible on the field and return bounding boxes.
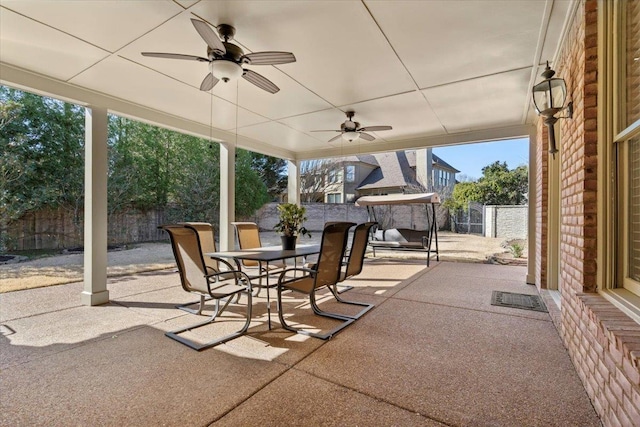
[432,154,460,173]
[356,151,418,190]
[405,150,459,173]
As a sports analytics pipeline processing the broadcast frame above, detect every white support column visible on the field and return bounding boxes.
[219,143,236,251]
[287,160,300,205]
[527,127,537,285]
[81,106,109,306]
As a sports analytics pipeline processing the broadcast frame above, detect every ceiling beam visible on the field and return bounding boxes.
[294,124,533,160]
[0,62,297,160]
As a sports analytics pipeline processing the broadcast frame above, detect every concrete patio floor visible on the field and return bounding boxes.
[0,260,600,426]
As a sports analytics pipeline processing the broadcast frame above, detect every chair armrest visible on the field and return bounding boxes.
[205,270,252,291]
[212,256,241,272]
[277,267,316,284]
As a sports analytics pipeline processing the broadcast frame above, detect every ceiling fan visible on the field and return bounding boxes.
[142,19,295,94]
[312,111,392,142]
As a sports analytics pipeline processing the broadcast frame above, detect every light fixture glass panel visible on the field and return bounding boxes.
[533,78,566,114]
[211,60,243,82]
[342,131,360,142]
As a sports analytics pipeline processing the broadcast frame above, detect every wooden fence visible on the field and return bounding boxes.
[6,202,452,251]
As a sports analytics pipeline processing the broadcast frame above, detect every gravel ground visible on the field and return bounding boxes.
[0,231,519,293]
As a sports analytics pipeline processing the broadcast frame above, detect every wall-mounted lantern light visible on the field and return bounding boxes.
[532,61,573,158]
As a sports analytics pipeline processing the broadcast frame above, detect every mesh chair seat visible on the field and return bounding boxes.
[161,224,252,351]
[276,222,357,340]
[327,222,377,319]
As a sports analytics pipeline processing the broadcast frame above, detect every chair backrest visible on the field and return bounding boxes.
[161,225,209,295]
[314,222,355,289]
[180,222,220,273]
[232,222,262,267]
[344,222,377,279]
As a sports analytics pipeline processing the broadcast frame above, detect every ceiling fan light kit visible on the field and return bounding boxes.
[343,131,360,142]
[211,60,243,82]
[141,19,295,93]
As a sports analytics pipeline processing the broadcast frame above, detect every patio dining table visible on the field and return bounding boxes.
[206,244,321,329]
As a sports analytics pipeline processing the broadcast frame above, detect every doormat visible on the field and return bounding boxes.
[491,291,548,313]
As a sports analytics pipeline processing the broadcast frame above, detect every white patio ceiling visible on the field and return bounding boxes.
[0,0,572,161]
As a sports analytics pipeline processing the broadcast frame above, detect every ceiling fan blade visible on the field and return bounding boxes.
[199,73,219,91]
[328,134,343,143]
[242,69,279,94]
[242,51,296,65]
[358,132,376,141]
[310,130,341,132]
[142,52,209,62]
[191,19,226,54]
[358,125,392,132]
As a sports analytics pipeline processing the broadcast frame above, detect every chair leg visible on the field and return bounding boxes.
[336,284,353,294]
[277,286,355,340]
[326,285,375,320]
[176,294,212,315]
[166,290,252,351]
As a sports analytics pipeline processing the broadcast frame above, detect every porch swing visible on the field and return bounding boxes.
[355,193,440,266]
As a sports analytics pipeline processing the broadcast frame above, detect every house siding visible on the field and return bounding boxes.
[536,1,640,425]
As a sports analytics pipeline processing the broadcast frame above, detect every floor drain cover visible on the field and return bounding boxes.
[491,291,547,312]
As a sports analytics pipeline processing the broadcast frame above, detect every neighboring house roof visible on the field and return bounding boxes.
[331,154,379,167]
[432,154,460,173]
[405,150,460,173]
[356,151,419,190]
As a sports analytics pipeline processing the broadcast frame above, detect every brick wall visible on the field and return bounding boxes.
[537,1,640,425]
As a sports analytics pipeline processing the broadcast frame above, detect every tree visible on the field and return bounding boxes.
[1,87,85,247]
[1,87,278,249]
[0,95,25,251]
[236,149,270,217]
[299,159,342,203]
[249,152,287,200]
[445,161,528,210]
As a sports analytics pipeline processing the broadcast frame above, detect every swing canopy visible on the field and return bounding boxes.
[355,193,440,207]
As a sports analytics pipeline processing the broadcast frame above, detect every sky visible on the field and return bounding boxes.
[432,138,529,181]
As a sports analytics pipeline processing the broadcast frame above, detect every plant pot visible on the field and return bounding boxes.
[281,235,297,250]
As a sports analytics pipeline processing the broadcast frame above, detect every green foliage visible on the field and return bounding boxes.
[1,86,278,249]
[274,203,310,237]
[509,242,524,258]
[236,149,270,217]
[1,87,85,249]
[444,181,482,211]
[249,152,287,200]
[445,161,528,210]
[165,137,220,223]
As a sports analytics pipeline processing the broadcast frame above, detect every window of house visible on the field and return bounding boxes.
[618,1,640,297]
[327,193,342,204]
[327,168,343,184]
[606,0,640,308]
[346,165,355,182]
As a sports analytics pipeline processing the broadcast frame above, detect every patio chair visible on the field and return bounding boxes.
[176,222,240,314]
[325,222,377,319]
[161,224,252,351]
[276,222,356,339]
[232,222,286,295]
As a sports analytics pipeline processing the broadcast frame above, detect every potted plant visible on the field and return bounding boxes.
[274,203,311,250]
